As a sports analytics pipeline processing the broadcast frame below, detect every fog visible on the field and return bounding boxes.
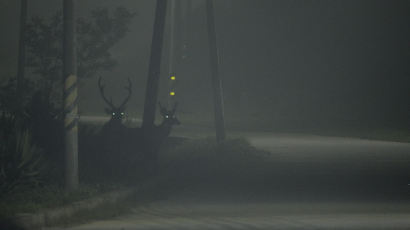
[1,0,409,132]
[1,1,410,229]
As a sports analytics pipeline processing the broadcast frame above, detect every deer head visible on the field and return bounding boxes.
[158,102,180,126]
[98,76,132,124]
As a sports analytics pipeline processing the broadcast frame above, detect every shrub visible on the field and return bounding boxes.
[0,115,45,196]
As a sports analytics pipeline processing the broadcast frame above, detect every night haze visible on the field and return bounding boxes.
[0,1,410,229]
[1,0,409,130]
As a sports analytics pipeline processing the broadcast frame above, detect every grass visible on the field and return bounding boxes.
[53,185,166,227]
[0,183,122,219]
[6,134,407,227]
[3,135,407,228]
[0,138,263,227]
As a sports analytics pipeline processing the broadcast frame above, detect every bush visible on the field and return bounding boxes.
[0,115,45,196]
[78,124,146,184]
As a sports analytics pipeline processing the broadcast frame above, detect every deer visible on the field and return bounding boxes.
[97,75,180,175]
[140,102,181,173]
[98,76,132,135]
[153,101,181,141]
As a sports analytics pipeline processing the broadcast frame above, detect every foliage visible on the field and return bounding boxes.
[78,123,149,184]
[0,78,34,114]
[0,115,45,196]
[76,7,136,79]
[0,79,18,113]
[25,7,136,105]
[25,91,64,170]
[0,77,65,182]
[0,183,119,219]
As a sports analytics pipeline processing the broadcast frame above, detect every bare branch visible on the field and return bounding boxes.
[158,101,167,115]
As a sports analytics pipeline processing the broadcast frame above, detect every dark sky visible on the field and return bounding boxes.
[1,0,409,128]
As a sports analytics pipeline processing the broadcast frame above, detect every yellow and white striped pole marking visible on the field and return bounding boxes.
[64,74,78,132]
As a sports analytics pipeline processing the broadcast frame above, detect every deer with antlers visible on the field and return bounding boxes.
[98,76,132,134]
[97,76,148,178]
[97,76,181,175]
[152,101,180,140]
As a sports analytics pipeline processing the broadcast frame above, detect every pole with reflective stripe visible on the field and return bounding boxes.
[63,0,79,191]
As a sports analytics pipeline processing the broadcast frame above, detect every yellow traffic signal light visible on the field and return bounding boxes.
[170,91,175,96]
[170,75,176,80]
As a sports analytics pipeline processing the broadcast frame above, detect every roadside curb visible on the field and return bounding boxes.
[12,188,137,230]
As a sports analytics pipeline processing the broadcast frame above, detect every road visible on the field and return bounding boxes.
[49,128,410,230]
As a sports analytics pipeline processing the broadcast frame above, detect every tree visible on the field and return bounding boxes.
[25,7,136,104]
[16,0,28,111]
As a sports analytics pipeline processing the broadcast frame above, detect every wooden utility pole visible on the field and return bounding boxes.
[181,0,191,59]
[142,0,168,129]
[205,0,226,144]
[167,0,176,108]
[63,0,79,191]
[168,0,176,77]
[16,0,27,110]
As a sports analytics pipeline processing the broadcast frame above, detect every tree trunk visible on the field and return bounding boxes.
[142,0,168,129]
[63,0,79,191]
[16,0,27,111]
[206,0,226,144]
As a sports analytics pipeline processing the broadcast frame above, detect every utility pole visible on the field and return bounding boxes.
[63,0,79,191]
[167,0,177,108]
[16,0,27,112]
[142,0,168,129]
[206,0,226,144]
[181,0,191,60]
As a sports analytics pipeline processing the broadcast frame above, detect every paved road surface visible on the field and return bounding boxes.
[49,131,410,230]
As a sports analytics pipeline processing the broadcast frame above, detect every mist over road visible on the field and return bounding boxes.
[50,129,410,230]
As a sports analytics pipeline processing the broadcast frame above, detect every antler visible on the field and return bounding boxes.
[171,102,178,115]
[98,76,115,108]
[158,101,167,115]
[119,78,132,109]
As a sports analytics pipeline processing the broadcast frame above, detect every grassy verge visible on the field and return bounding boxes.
[0,137,308,228]
[53,184,166,228]
[0,183,122,219]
